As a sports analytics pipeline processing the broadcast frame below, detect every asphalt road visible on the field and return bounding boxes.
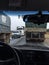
[9,36,49,48]
[9,37,24,46]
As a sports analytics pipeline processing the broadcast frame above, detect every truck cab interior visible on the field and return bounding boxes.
[0,0,49,65]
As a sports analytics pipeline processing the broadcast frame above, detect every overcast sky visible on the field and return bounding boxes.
[9,15,25,31]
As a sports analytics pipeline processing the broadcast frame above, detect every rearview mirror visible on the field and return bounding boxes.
[23,14,49,24]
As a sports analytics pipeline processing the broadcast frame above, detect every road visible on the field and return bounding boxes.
[9,36,49,47]
[9,36,24,46]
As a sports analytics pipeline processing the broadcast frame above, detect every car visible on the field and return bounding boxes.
[12,31,20,35]
[12,34,21,39]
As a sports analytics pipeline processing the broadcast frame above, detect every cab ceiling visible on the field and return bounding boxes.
[0,0,49,11]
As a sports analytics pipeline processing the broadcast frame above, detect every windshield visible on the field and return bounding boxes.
[0,11,49,48]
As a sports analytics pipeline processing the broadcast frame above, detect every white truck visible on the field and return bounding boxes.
[17,26,25,36]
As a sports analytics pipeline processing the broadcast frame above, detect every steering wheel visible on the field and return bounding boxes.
[0,42,20,65]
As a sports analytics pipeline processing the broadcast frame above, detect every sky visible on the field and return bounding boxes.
[4,11,49,31]
[9,15,25,31]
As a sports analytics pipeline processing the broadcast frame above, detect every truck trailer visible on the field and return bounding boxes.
[0,11,11,43]
[25,22,47,42]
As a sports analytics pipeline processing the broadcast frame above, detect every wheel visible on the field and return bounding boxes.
[0,42,20,65]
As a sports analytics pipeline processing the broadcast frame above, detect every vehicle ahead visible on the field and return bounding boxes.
[17,26,25,36]
[12,31,20,35]
[11,31,21,39]
[25,22,47,42]
[12,34,21,39]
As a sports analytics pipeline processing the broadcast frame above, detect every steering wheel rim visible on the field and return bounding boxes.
[0,42,20,65]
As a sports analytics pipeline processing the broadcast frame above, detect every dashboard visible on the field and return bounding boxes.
[14,46,49,65]
[0,42,49,65]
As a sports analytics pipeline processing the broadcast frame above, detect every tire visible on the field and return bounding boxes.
[39,39,44,42]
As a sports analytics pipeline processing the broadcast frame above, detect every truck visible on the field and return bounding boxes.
[17,26,25,36]
[0,11,11,43]
[25,22,47,42]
